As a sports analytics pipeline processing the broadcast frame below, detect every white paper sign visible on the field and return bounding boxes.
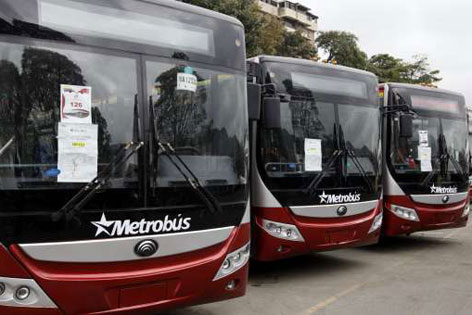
[176,73,197,92]
[418,130,429,147]
[418,146,432,172]
[60,84,92,124]
[57,123,98,183]
[304,138,322,172]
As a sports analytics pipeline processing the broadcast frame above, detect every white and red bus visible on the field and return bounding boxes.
[247,56,383,261]
[0,0,250,313]
[380,83,469,236]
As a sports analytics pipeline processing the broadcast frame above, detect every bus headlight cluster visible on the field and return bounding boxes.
[462,204,470,217]
[391,204,419,222]
[0,276,57,308]
[368,212,383,233]
[262,219,304,242]
[213,242,250,281]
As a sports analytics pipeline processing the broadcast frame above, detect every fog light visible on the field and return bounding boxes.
[462,204,470,217]
[226,280,237,290]
[261,219,304,242]
[0,283,5,296]
[15,286,30,301]
[391,204,419,222]
[368,212,383,233]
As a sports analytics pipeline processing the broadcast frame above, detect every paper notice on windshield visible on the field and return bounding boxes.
[57,123,98,183]
[176,73,197,92]
[60,85,92,124]
[418,146,432,172]
[304,138,322,172]
[419,130,429,147]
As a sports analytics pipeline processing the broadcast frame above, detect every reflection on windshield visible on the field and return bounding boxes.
[391,115,468,177]
[147,61,248,191]
[0,42,138,192]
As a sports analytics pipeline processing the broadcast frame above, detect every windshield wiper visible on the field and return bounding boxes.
[156,141,222,214]
[51,141,143,222]
[0,136,15,159]
[305,124,376,195]
[149,97,222,214]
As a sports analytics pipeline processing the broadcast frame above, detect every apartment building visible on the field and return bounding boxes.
[258,0,318,43]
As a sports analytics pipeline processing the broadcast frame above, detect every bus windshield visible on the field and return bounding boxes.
[0,0,248,244]
[388,87,468,190]
[258,61,381,201]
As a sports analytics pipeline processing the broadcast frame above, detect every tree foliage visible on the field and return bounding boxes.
[277,30,318,60]
[316,31,368,69]
[368,54,441,85]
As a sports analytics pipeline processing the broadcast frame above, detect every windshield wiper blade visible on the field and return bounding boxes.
[345,149,375,193]
[305,149,342,195]
[156,141,222,214]
[51,141,143,222]
[0,136,15,159]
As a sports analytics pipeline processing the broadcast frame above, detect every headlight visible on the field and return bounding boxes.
[368,212,383,233]
[262,219,304,242]
[213,242,250,281]
[390,204,419,222]
[462,204,470,217]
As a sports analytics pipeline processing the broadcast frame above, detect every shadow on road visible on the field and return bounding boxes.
[358,233,458,254]
[248,253,364,287]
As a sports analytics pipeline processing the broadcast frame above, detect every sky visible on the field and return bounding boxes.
[298,0,472,104]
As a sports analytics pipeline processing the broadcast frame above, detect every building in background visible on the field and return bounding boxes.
[258,0,318,43]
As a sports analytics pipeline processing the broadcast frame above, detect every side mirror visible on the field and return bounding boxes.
[247,83,261,120]
[263,97,282,129]
[399,114,413,138]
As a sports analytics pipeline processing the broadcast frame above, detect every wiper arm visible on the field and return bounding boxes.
[0,136,15,159]
[305,149,342,195]
[51,141,143,222]
[421,153,447,187]
[157,141,222,214]
[345,148,375,193]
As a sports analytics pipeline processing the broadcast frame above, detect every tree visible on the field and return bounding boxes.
[368,53,441,85]
[277,30,318,60]
[401,54,441,86]
[316,31,368,69]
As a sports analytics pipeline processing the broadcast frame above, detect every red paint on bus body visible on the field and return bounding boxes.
[2,223,250,315]
[383,195,468,236]
[251,202,382,261]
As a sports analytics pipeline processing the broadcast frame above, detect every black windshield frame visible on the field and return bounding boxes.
[256,61,382,206]
[385,86,469,194]
[0,2,249,244]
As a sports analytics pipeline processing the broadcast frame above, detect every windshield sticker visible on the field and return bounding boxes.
[304,138,322,171]
[92,213,192,237]
[430,184,458,194]
[319,191,361,204]
[418,146,432,172]
[57,123,98,183]
[60,85,92,124]
[176,73,197,92]
[418,130,429,147]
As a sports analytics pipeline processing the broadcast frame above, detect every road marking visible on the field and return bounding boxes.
[301,284,363,315]
[301,225,469,314]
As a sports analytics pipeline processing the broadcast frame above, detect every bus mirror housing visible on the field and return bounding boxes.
[247,83,261,120]
[400,114,413,138]
[263,97,282,129]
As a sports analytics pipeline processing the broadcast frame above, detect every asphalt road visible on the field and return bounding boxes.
[164,223,472,315]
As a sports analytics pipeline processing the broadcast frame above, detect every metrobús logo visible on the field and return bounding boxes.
[319,191,361,204]
[91,213,191,237]
[430,184,457,194]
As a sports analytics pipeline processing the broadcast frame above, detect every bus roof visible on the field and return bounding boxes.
[384,82,465,98]
[250,55,377,79]
[144,0,244,28]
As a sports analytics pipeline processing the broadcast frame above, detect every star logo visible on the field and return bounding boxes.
[430,184,436,193]
[319,191,329,204]
[91,213,115,237]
